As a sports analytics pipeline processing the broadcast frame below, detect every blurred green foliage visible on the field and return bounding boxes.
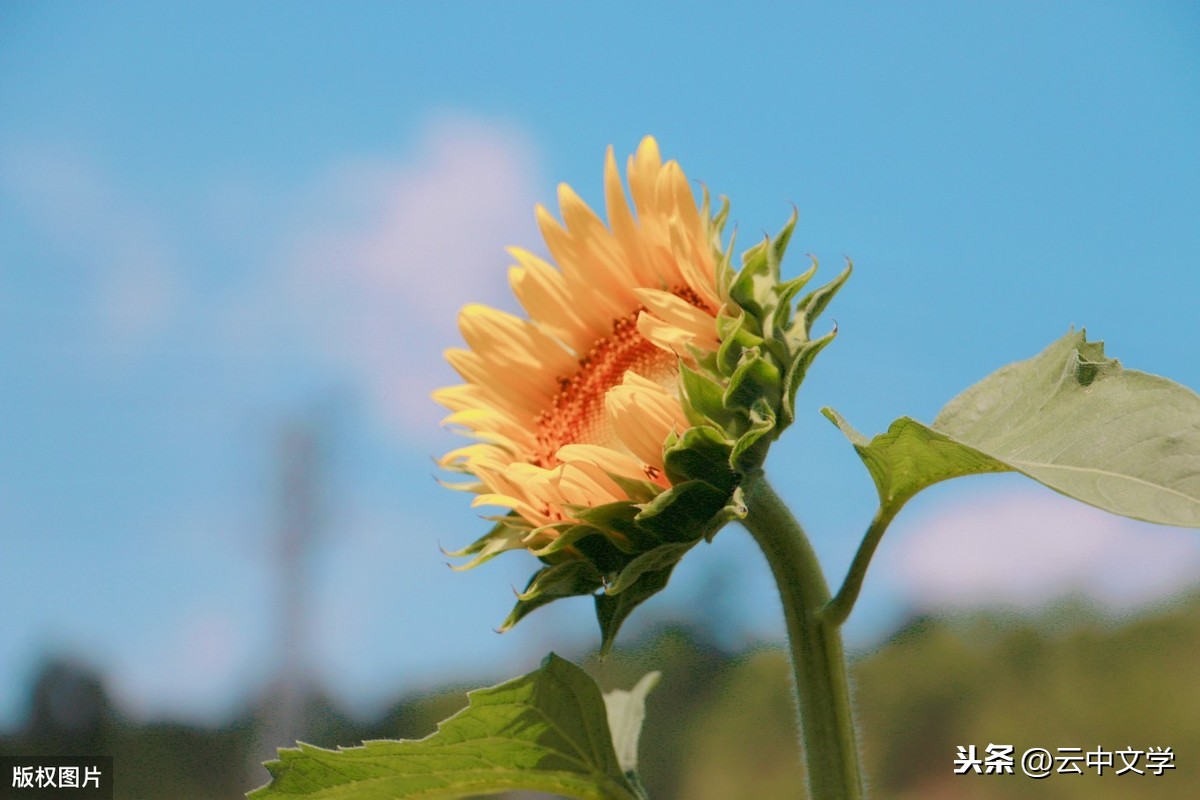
[3,591,1196,799]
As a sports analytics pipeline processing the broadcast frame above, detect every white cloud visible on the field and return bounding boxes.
[257,116,543,441]
[887,487,1200,611]
[4,118,544,437]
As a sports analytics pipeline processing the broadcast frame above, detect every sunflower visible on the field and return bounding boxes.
[435,137,728,543]
[435,138,848,647]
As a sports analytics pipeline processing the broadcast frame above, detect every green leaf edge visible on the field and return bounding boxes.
[247,653,638,800]
[823,329,1200,527]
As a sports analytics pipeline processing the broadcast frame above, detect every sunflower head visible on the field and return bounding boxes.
[435,137,848,652]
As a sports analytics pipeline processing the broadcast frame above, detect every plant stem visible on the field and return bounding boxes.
[742,475,863,800]
[822,506,897,627]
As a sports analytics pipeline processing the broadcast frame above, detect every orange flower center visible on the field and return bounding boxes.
[532,287,711,469]
[533,313,674,468]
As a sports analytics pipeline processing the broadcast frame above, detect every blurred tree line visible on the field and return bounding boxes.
[3,591,1196,799]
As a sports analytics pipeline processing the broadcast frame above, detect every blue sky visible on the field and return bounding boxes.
[2,1,1199,726]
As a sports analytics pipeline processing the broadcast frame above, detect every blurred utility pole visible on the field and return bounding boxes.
[252,418,325,785]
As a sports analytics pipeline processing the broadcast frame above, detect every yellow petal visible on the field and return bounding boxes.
[507,248,593,349]
[459,303,577,378]
[634,288,720,350]
[557,443,646,482]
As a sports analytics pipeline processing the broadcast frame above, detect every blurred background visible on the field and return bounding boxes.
[2,2,1198,798]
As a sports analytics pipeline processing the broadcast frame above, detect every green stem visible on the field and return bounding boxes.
[742,476,863,800]
[822,506,897,627]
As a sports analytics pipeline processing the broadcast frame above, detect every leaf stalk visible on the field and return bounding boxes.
[822,505,899,627]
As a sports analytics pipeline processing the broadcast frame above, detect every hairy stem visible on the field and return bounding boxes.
[742,476,863,800]
[822,506,897,627]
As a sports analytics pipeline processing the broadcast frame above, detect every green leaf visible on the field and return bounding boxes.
[248,653,639,800]
[822,410,1010,510]
[825,330,1200,526]
[603,671,661,776]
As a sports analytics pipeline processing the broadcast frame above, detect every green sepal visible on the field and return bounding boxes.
[590,487,747,653]
[595,563,677,657]
[501,560,605,632]
[634,479,731,542]
[662,425,737,489]
[606,542,695,595]
[730,397,777,473]
[771,257,819,334]
[728,211,797,322]
[687,213,849,466]
[573,502,664,554]
[791,261,852,343]
[529,524,616,558]
[715,310,766,376]
[780,326,839,427]
[572,532,637,576]
[679,361,738,430]
[708,192,732,235]
[606,473,663,505]
[444,515,530,571]
[723,348,783,414]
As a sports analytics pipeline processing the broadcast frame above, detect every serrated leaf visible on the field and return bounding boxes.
[248,653,638,800]
[826,330,1200,526]
[603,671,661,776]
